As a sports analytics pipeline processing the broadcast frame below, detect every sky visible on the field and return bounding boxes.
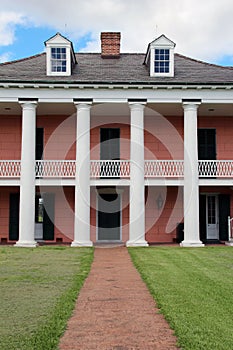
[0,0,233,66]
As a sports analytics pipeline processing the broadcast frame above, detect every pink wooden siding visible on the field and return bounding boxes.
[198,116,233,160]
[145,187,183,243]
[37,115,76,160]
[0,116,21,159]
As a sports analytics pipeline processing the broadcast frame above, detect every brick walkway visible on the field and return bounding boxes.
[59,247,178,350]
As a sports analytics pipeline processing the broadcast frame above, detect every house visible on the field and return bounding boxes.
[0,31,233,247]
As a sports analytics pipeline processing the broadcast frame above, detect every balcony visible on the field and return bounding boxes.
[0,161,21,177]
[90,160,130,178]
[144,160,184,178]
[36,160,76,178]
[0,160,233,180]
[198,161,233,178]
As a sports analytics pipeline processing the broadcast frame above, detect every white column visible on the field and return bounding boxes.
[181,102,204,247]
[15,102,37,247]
[127,103,148,247]
[71,103,93,247]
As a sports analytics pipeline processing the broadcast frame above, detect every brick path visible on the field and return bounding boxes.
[59,247,179,350]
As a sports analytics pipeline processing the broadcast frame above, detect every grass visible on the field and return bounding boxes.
[0,246,93,350]
[129,246,233,350]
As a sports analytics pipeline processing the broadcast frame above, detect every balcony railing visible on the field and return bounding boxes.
[1,160,233,179]
[145,160,184,178]
[36,160,76,178]
[0,161,21,177]
[198,160,233,178]
[90,160,130,178]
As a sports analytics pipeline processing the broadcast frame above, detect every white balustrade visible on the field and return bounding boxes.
[90,160,130,178]
[0,161,21,177]
[1,159,233,179]
[198,160,233,178]
[145,160,184,178]
[35,160,76,178]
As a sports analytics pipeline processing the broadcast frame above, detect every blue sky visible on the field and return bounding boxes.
[0,0,233,66]
[0,25,92,62]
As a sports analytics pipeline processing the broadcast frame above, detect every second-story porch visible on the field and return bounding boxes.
[0,94,233,247]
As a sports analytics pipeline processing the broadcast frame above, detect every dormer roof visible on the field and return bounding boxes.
[144,34,176,66]
[44,32,77,64]
[44,32,77,76]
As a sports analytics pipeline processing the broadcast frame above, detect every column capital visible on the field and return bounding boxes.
[74,102,92,112]
[182,101,201,112]
[73,98,92,107]
[128,102,146,112]
[19,101,38,110]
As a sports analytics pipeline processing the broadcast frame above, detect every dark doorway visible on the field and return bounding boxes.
[100,128,120,160]
[100,128,120,178]
[36,128,44,160]
[198,129,216,160]
[9,193,19,241]
[199,193,230,242]
[98,192,121,241]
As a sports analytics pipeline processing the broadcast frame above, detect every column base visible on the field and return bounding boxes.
[14,241,38,248]
[126,240,149,247]
[180,240,205,248]
[225,240,233,246]
[71,240,93,247]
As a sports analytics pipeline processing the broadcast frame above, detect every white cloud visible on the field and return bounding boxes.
[0,52,12,63]
[0,11,25,46]
[0,0,233,63]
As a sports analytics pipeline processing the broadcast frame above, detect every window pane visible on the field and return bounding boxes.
[154,48,170,74]
[50,47,67,73]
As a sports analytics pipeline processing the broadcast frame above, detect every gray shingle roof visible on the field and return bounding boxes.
[0,52,232,84]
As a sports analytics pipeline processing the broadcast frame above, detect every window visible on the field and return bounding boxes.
[45,33,77,76]
[144,35,175,77]
[51,47,67,72]
[154,49,170,73]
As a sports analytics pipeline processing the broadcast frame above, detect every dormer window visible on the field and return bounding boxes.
[51,47,67,72]
[144,34,176,77]
[45,33,76,76]
[155,49,170,73]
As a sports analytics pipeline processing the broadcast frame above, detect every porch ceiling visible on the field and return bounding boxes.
[0,101,232,117]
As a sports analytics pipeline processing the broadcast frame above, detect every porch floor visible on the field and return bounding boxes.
[59,246,178,350]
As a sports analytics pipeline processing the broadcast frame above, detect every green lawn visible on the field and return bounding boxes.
[0,246,93,350]
[129,246,233,350]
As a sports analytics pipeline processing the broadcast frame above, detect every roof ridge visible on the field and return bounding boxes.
[176,53,233,70]
[0,52,45,66]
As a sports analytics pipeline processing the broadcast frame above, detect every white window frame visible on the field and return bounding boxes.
[150,46,174,77]
[46,43,71,76]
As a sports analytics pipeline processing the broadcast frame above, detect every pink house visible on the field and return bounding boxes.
[0,32,233,247]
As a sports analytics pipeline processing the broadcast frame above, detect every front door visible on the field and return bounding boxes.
[98,192,121,241]
[206,195,219,240]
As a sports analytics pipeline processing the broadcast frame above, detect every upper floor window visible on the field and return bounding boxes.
[154,49,170,73]
[51,47,67,72]
[45,33,76,76]
[144,34,175,77]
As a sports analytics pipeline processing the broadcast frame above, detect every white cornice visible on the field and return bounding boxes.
[0,83,232,90]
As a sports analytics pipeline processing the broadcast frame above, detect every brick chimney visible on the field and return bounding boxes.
[101,32,121,58]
